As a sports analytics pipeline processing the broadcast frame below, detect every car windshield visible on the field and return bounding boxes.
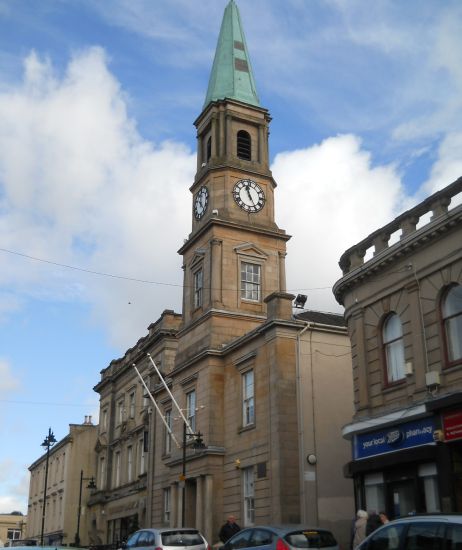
[285,530,337,549]
[161,530,204,546]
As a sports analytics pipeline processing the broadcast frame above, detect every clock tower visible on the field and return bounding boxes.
[177,0,290,363]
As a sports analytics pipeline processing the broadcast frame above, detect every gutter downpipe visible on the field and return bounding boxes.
[296,321,312,523]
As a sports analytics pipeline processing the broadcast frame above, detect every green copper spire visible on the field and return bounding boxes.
[203,0,260,109]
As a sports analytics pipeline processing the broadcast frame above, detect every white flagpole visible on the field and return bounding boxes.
[147,353,195,436]
[132,363,181,449]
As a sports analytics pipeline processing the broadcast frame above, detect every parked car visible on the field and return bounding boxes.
[123,528,210,550]
[356,514,462,550]
[222,525,339,550]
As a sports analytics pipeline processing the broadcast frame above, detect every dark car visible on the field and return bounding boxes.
[223,525,339,550]
[356,514,462,550]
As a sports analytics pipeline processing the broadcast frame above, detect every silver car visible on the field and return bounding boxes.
[124,528,210,550]
[223,525,339,550]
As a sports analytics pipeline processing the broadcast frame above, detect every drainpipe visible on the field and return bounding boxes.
[296,322,312,523]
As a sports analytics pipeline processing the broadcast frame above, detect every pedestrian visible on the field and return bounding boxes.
[353,510,368,549]
[219,515,241,544]
[366,511,382,536]
[379,511,390,524]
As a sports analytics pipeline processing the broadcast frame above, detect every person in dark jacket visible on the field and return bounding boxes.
[219,515,241,543]
[366,512,382,536]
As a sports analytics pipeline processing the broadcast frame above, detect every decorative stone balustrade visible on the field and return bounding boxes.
[338,177,462,275]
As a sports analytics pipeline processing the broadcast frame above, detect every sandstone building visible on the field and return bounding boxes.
[334,177,462,517]
[88,1,355,547]
[0,512,27,547]
[26,419,97,546]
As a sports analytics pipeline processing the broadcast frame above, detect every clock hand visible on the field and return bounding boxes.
[245,185,255,205]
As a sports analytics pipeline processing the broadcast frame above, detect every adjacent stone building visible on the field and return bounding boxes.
[26,419,97,546]
[334,177,462,517]
[88,1,355,548]
[0,512,27,547]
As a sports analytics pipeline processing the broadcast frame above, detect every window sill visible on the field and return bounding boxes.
[443,360,462,371]
[238,423,256,434]
[382,378,407,392]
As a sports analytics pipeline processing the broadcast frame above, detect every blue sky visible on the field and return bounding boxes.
[1,0,462,514]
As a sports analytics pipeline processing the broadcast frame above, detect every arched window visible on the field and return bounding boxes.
[206,136,212,162]
[442,284,462,365]
[383,313,405,383]
[237,130,251,160]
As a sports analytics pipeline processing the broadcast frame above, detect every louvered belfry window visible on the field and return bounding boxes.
[237,130,251,160]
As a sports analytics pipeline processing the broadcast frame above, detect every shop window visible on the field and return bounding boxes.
[364,472,385,513]
[241,262,261,301]
[382,313,406,383]
[442,284,462,365]
[237,130,251,160]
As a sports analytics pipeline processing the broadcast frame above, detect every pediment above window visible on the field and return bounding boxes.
[190,249,206,269]
[234,242,268,260]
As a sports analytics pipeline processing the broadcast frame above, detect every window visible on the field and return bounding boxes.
[113,451,121,487]
[187,390,196,433]
[404,522,444,550]
[164,409,172,454]
[127,446,133,483]
[139,439,145,475]
[101,408,108,432]
[143,375,150,407]
[442,285,462,365]
[241,262,261,301]
[117,399,125,424]
[129,391,136,419]
[383,313,406,383]
[242,370,255,427]
[7,530,21,541]
[194,269,203,309]
[163,487,171,524]
[237,130,251,161]
[243,467,255,526]
[206,136,212,162]
[99,456,106,489]
[368,524,404,550]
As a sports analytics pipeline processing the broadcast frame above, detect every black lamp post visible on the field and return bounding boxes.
[181,424,205,528]
[40,427,57,546]
[74,470,96,547]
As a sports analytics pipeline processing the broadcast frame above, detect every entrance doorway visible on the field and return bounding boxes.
[388,480,416,517]
[185,479,197,527]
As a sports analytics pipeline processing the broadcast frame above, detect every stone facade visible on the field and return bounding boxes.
[27,420,97,546]
[0,513,27,546]
[334,177,462,517]
[88,2,355,548]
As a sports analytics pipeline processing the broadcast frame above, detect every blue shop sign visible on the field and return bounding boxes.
[354,417,436,460]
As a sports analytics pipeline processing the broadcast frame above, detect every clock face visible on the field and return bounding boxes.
[232,179,265,213]
[194,186,209,219]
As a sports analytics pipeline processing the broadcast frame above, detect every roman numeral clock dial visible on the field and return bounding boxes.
[232,179,265,213]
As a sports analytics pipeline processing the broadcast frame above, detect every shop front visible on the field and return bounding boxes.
[345,415,442,519]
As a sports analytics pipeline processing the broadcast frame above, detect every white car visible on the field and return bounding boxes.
[124,528,210,550]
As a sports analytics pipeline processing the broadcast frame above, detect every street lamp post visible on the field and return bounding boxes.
[74,470,96,547]
[40,427,57,546]
[181,424,205,528]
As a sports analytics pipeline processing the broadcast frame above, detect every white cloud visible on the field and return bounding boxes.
[0,461,29,514]
[0,360,21,396]
[273,134,405,311]
[0,48,194,348]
